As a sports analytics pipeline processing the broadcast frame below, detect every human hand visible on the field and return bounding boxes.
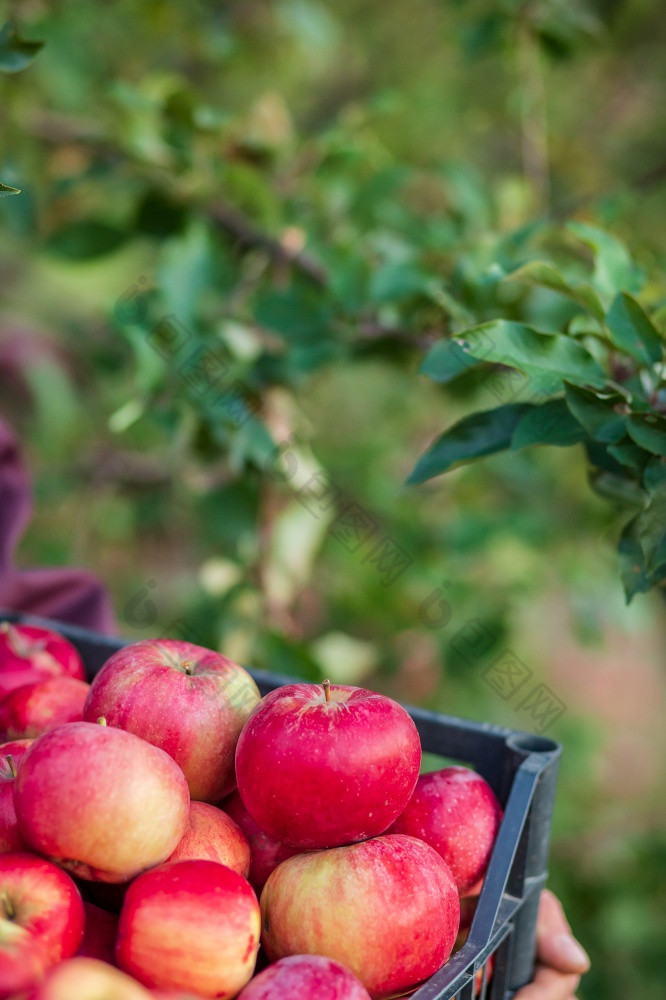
[513,889,590,1000]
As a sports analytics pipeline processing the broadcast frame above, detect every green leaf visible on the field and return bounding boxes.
[407,403,532,484]
[454,321,607,395]
[563,384,627,443]
[511,398,588,449]
[618,519,653,600]
[419,338,485,383]
[637,484,666,574]
[567,222,642,300]
[0,22,44,72]
[592,471,646,508]
[0,181,20,197]
[626,415,666,457]
[606,293,663,366]
[504,261,604,320]
[607,440,650,473]
[643,457,666,492]
[45,220,127,260]
[369,263,430,303]
[254,288,331,345]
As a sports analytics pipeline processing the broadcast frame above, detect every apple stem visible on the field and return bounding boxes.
[0,891,15,920]
[97,717,107,726]
[181,660,194,675]
[322,679,331,702]
[4,755,16,779]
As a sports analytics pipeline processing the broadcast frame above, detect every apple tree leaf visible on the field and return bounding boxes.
[605,293,663,366]
[407,403,532,484]
[504,260,605,320]
[0,22,44,73]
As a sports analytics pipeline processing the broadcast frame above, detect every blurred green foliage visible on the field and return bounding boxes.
[1,1,665,996]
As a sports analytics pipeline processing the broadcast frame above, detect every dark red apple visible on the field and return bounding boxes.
[83,640,260,802]
[389,766,502,894]
[77,901,118,964]
[222,791,300,891]
[0,623,84,699]
[236,955,372,999]
[116,859,260,997]
[260,834,459,999]
[235,681,421,849]
[14,721,190,882]
[0,852,84,964]
[166,801,251,877]
[0,677,90,740]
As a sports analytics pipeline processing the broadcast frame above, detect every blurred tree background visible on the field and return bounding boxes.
[2,0,665,995]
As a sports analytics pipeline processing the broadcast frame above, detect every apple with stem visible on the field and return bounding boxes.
[260,833,459,999]
[116,859,260,998]
[0,852,84,964]
[388,766,502,894]
[83,640,260,802]
[0,741,32,852]
[235,681,421,849]
[14,720,190,882]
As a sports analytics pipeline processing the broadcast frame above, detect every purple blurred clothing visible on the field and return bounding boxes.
[0,418,116,633]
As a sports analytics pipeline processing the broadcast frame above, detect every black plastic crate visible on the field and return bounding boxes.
[1,611,561,1000]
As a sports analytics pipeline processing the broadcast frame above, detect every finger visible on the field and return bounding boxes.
[513,967,581,1000]
[535,891,590,974]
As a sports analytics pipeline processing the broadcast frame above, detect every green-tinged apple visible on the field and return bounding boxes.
[29,957,153,1000]
[0,741,32,852]
[260,834,459,999]
[14,721,189,882]
[235,681,421,849]
[221,791,300,891]
[166,801,251,877]
[116,859,260,997]
[388,767,502,894]
[77,901,118,964]
[236,955,372,999]
[0,853,84,963]
[0,623,85,699]
[83,640,260,802]
[0,677,90,740]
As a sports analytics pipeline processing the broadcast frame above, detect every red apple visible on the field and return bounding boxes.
[0,677,90,740]
[260,834,459,999]
[166,801,251,877]
[14,721,190,882]
[235,681,421,849]
[83,640,260,802]
[222,791,300,891]
[389,766,502,894]
[77,902,118,964]
[0,853,84,964]
[0,623,84,699]
[116,859,260,997]
[0,740,32,853]
[0,929,46,999]
[30,957,153,1000]
[237,955,372,1000]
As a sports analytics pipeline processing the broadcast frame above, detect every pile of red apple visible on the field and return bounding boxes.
[0,621,503,1000]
